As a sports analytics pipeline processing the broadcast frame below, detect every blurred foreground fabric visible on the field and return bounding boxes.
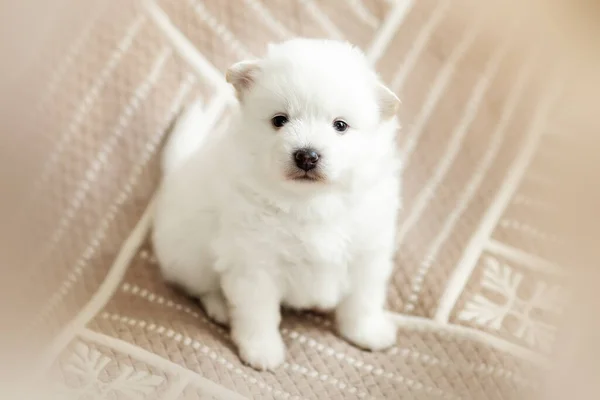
[1,0,599,399]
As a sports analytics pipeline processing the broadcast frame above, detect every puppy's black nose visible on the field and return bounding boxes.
[293,148,320,171]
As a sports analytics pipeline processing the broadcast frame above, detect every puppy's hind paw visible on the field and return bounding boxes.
[199,292,230,326]
[338,313,398,351]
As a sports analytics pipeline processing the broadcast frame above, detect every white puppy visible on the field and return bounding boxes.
[152,38,402,370]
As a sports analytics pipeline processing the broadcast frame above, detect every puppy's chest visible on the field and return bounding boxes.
[270,217,353,310]
[273,215,351,266]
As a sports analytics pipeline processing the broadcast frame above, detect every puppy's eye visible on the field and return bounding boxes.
[271,114,289,128]
[333,119,349,133]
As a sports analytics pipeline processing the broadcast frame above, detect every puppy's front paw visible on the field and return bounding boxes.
[338,313,398,351]
[234,329,286,371]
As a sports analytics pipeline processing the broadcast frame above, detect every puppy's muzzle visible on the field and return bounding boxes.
[293,148,320,171]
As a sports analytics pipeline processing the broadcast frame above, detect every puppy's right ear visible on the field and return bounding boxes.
[226,60,261,101]
[377,82,401,120]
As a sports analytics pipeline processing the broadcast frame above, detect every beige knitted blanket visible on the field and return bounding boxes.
[2,0,598,399]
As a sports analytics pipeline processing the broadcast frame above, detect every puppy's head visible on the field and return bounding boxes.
[226,39,399,193]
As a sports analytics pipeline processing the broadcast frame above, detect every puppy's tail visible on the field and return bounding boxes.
[161,99,209,176]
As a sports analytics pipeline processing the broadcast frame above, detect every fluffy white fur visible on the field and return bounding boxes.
[152,38,402,370]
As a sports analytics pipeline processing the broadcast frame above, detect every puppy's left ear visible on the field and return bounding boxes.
[377,83,400,120]
[226,60,261,101]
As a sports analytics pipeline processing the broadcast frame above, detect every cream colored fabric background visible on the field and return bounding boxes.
[1,0,599,399]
